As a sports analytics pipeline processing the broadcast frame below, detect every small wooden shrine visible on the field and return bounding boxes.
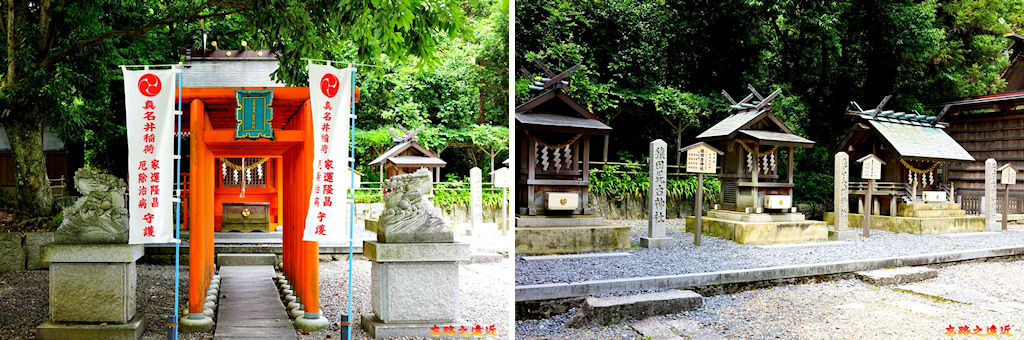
[514,62,611,215]
[684,86,827,244]
[835,97,975,210]
[824,97,984,234]
[368,125,446,179]
[696,86,815,213]
[514,60,627,254]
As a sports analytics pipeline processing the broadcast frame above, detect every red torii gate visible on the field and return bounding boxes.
[179,86,323,323]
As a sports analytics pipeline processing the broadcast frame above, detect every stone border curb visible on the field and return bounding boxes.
[515,245,1024,302]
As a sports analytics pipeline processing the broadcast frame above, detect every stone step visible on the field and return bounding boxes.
[564,290,703,328]
[217,253,278,266]
[856,266,938,285]
[707,210,805,222]
[629,317,721,340]
[898,202,961,214]
[901,209,967,218]
[894,282,999,304]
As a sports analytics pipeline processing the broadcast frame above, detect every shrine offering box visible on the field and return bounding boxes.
[222,202,270,232]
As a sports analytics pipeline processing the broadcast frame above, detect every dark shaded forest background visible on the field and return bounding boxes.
[516,0,1024,205]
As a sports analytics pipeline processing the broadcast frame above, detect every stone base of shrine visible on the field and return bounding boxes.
[686,210,827,244]
[514,215,630,254]
[824,213,985,234]
[360,313,475,339]
[514,225,630,255]
[36,313,146,340]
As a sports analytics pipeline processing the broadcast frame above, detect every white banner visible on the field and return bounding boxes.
[303,63,354,242]
[124,68,179,244]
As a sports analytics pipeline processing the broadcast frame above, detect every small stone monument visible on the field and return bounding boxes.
[830,152,856,240]
[642,139,675,248]
[362,168,471,338]
[985,158,999,231]
[469,167,482,235]
[37,168,146,339]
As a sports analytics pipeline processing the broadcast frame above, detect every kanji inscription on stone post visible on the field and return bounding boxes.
[641,140,674,248]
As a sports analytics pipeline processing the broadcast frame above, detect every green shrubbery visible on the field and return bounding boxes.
[588,163,720,206]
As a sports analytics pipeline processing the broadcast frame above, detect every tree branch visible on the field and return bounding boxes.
[36,2,241,68]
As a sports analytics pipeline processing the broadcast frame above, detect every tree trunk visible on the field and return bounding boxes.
[6,116,54,216]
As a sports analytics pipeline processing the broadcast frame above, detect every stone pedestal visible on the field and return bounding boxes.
[362,241,472,339]
[38,244,146,340]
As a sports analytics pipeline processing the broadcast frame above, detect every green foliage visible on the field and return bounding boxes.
[588,163,721,205]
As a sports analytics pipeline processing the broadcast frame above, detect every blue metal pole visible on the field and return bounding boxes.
[173,64,183,339]
[347,67,356,340]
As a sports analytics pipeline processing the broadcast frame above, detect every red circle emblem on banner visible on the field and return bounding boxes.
[321,74,339,98]
[138,74,162,97]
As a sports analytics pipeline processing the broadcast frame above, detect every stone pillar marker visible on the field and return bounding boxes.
[641,139,675,248]
[470,167,482,236]
[985,158,999,231]
[829,152,856,240]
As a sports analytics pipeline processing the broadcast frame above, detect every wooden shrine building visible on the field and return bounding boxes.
[177,50,333,325]
[515,64,611,215]
[834,98,975,216]
[695,86,815,213]
[514,61,628,254]
[922,33,1024,215]
[931,91,1024,215]
[683,86,827,244]
[368,125,445,179]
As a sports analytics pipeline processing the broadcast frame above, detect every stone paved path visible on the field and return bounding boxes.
[214,265,296,339]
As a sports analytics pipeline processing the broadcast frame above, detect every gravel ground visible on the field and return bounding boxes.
[297,256,512,340]
[517,258,1024,339]
[1,256,509,340]
[0,264,202,340]
[515,219,1024,285]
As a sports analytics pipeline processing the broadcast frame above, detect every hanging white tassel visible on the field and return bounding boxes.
[762,155,769,174]
[246,168,252,182]
[540,146,550,171]
[553,147,563,172]
[233,169,239,182]
[222,163,227,178]
[770,152,776,171]
[257,163,264,180]
[564,145,572,168]
[747,152,754,173]
[929,171,934,185]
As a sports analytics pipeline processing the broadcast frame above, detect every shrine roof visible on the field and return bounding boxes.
[696,110,763,140]
[515,113,611,135]
[866,120,974,162]
[387,155,447,167]
[737,130,814,147]
[368,140,443,167]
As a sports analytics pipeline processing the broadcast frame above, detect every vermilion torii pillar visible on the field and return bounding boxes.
[178,87,323,331]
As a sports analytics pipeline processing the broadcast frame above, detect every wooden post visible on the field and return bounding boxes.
[695,172,703,246]
[864,178,874,237]
[1004,184,1010,231]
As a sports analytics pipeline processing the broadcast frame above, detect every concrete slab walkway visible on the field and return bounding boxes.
[214,266,296,340]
